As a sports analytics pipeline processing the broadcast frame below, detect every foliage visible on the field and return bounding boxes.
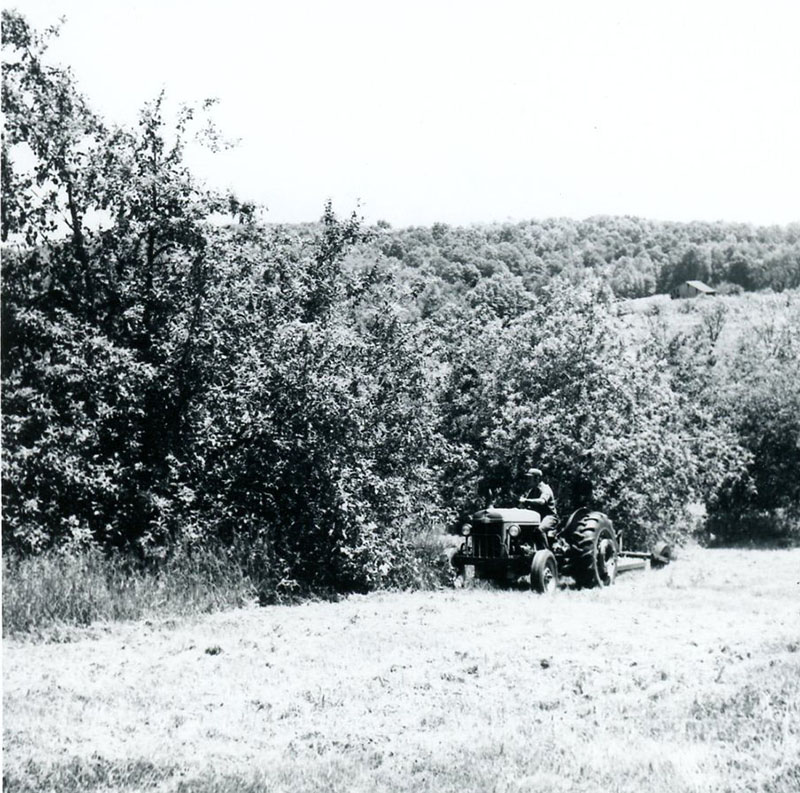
[436,279,743,549]
[2,10,797,621]
[2,10,230,552]
[370,216,800,306]
[1,300,159,549]
[1,12,103,248]
[2,10,442,595]
[190,207,443,593]
[705,296,800,542]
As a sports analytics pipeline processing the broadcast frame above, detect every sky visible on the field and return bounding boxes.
[13,0,800,227]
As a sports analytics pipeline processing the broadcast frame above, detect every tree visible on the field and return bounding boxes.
[2,11,229,551]
[2,11,102,253]
[190,209,442,593]
[438,279,742,549]
[2,14,442,594]
[706,298,800,542]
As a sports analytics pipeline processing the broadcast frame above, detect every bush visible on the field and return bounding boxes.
[706,509,800,547]
[188,209,443,594]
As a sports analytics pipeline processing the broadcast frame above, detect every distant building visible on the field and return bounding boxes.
[671,280,716,299]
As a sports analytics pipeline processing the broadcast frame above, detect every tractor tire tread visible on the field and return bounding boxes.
[569,516,617,588]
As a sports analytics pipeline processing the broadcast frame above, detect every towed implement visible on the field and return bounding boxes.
[451,504,671,592]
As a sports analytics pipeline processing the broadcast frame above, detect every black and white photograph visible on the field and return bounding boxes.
[2,1,799,791]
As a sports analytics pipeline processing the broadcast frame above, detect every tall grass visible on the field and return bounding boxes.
[2,545,257,638]
[2,533,451,638]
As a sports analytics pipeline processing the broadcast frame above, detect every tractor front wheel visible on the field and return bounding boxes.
[570,518,618,588]
[531,550,559,594]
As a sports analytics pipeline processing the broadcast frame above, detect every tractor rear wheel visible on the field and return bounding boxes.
[570,517,618,588]
[650,541,672,569]
[531,550,558,594]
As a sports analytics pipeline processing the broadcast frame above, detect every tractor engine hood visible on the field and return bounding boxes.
[472,507,541,524]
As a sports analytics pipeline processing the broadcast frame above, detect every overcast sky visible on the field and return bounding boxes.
[15,0,800,227]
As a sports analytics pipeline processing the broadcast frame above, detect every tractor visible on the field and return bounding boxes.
[450,501,671,592]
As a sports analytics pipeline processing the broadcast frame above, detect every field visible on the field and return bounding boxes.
[3,548,799,793]
[618,288,800,351]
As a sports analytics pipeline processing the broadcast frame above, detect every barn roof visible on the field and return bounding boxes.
[685,280,716,293]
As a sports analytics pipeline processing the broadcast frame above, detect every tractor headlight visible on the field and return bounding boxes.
[508,524,521,538]
[461,523,472,537]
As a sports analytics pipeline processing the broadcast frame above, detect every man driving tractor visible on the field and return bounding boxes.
[518,467,558,533]
[452,464,670,591]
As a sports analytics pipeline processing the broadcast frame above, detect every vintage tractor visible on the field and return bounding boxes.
[450,502,671,592]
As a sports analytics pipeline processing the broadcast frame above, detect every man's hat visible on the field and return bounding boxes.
[526,467,543,477]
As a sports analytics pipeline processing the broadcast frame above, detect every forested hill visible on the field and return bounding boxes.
[348,217,800,302]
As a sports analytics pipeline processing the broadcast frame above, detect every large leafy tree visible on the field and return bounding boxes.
[190,207,442,593]
[2,12,441,591]
[2,10,227,551]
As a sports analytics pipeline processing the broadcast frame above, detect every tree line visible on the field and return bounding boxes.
[366,215,800,304]
[2,12,798,598]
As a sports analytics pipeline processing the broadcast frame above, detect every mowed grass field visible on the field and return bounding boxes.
[4,548,799,793]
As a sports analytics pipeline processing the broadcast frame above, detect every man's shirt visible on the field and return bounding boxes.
[522,482,557,516]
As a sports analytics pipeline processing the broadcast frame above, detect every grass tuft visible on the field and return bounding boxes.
[2,545,256,638]
[3,756,177,793]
